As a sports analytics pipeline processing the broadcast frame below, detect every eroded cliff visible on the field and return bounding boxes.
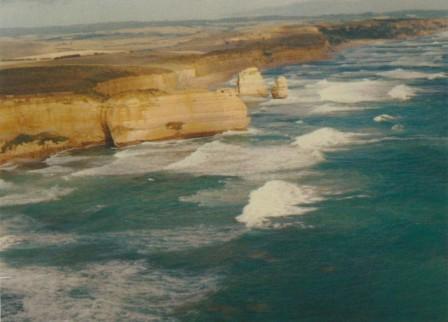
[1,17,446,164]
[237,67,269,98]
[107,89,249,146]
[0,94,106,163]
[0,88,249,163]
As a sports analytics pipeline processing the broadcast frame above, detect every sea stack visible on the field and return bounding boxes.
[271,76,288,99]
[237,67,269,98]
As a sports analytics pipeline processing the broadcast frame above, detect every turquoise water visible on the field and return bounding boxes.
[1,32,447,321]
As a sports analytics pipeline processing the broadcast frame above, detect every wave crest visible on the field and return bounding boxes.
[292,127,358,151]
[0,186,74,207]
[236,180,321,228]
[0,178,14,190]
[388,84,416,101]
[315,80,416,103]
[378,69,445,80]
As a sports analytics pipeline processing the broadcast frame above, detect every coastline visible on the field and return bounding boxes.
[2,27,447,322]
[1,18,447,166]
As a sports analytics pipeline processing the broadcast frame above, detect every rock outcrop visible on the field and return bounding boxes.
[94,73,178,96]
[0,89,249,164]
[237,67,269,98]
[0,94,106,164]
[106,89,249,146]
[3,18,445,164]
[271,76,288,99]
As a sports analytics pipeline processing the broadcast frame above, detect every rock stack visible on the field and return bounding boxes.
[237,67,269,98]
[271,76,288,99]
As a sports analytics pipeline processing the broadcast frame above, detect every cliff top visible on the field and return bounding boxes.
[0,18,446,97]
[0,65,172,97]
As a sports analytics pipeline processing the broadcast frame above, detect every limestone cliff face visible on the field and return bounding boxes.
[0,89,249,163]
[94,73,178,96]
[271,76,288,99]
[106,90,249,146]
[0,94,106,163]
[237,67,269,98]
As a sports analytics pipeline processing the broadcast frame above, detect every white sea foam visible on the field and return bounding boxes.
[167,127,364,177]
[0,163,18,171]
[0,233,76,252]
[0,178,14,190]
[0,214,77,251]
[117,225,246,254]
[28,165,73,176]
[374,114,398,123]
[316,80,416,103]
[165,140,323,177]
[72,140,199,177]
[180,180,255,207]
[236,180,322,228]
[292,127,359,151]
[0,260,218,321]
[45,154,91,166]
[387,84,416,101]
[260,85,320,106]
[391,55,442,67]
[392,124,405,132]
[377,69,445,80]
[0,235,24,251]
[0,186,74,207]
[262,79,418,106]
[221,127,262,136]
[309,103,366,115]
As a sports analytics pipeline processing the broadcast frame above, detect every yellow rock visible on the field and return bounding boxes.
[0,94,106,163]
[237,67,269,98]
[94,73,178,96]
[106,90,249,146]
[0,89,249,163]
[271,76,288,99]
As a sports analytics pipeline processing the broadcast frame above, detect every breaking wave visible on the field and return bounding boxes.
[236,180,322,228]
[0,186,74,207]
[374,114,398,123]
[166,127,364,177]
[309,103,367,115]
[71,140,199,177]
[316,80,416,103]
[118,225,246,254]
[0,178,14,190]
[165,140,322,177]
[45,154,91,166]
[387,84,416,101]
[377,69,445,80]
[292,127,360,151]
[28,165,73,176]
[391,55,442,67]
[220,127,262,136]
[0,260,218,321]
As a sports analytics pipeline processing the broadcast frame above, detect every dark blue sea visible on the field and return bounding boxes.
[1,32,447,321]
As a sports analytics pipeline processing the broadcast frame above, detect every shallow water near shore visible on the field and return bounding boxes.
[1,33,448,321]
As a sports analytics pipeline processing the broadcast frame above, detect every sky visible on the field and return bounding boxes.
[0,0,446,28]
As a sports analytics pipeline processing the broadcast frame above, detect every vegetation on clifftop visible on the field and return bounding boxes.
[0,65,134,96]
[320,19,447,44]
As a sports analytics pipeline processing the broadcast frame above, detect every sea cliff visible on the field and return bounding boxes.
[0,89,249,163]
[106,89,249,146]
[1,17,447,164]
[0,94,105,164]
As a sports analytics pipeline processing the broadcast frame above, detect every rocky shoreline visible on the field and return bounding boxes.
[1,17,447,165]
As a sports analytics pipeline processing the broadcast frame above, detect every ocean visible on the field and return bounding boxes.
[1,32,447,321]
